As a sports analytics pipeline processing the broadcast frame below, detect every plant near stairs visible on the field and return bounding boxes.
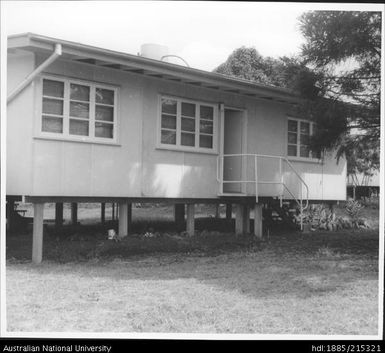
[299,201,370,231]
[345,199,369,229]
[299,204,344,231]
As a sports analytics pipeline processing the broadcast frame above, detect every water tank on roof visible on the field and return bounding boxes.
[139,43,169,62]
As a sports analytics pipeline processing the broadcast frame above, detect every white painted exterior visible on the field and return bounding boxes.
[347,170,380,187]
[7,43,347,201]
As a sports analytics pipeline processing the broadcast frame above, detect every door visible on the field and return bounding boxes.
[222,108,246,194]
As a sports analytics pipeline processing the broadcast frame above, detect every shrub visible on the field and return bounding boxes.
[299,204,345,231]
[345,200,365,228]
[299,201,371,231]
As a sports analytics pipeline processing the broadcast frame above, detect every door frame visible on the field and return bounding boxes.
[219,104,248,194]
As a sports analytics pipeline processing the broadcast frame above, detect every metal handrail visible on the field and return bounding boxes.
[217,153,310,215]
[282,183,304,229]
[217,153,309,230]
[283,158,309,210]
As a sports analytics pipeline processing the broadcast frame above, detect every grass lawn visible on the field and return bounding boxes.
[5,203,380,335]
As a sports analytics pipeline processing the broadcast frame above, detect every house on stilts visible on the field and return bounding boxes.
[6,33,347,263]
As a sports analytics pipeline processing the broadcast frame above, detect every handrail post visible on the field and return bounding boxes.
[300,184,304,231]
[279,158,283,207]
[220,156,224,195]
[216,156,219,182]
[216,155,220,193]
[255,155,258,203]
[300,203,303,231]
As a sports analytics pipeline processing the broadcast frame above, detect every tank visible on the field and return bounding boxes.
[139,43,169,62]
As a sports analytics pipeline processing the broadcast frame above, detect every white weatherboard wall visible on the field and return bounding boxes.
[7,50,36,196]
[31,53,143,197]
[347,170,380,187]
[6,51,347,201]
[289,153,347,201]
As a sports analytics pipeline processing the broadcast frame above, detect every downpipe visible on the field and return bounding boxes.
[7,43,62,104]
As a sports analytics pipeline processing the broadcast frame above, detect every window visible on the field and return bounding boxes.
[41,77,117,141]
[159,96,216,152]
[287,118,320,159]
[42,80,64,133]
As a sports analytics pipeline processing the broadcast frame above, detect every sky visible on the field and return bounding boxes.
[1,1,383,71]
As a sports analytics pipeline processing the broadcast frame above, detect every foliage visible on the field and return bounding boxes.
[300,204,345,231]
[213,12,381,162]
[298,11,381,155]
[213,47,320,97]
[214,47,277,85]
[294,97,349,154]
[345,199,366,228]
[300,202,370,231]
[345,140,380,186]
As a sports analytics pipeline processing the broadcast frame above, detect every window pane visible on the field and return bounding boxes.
[200,120,213,134]
[288,120,297,132]
[70,102,89,119]
[161,129,176,145]
[95,122,113,138]
[96,88,114,105]
[96,105,114,122]
[43,79,64,98]
[288,145,297,156]
[199,135,213,148]
[300,145,310,158]
[161,115,176,129]
[70,84,90,102]
[181,132,195,146]
[300,122,310,134]
[42,98,63,115]
[42,116,63,133]
[181,117,195,132]
[70,119,89,136]
[161,99,177,114]
[300,134,309,145]
[200,106,213,120]
[181,102,195,117]
[288,132,297,144]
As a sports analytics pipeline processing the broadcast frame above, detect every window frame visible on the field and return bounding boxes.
[287,117,321,161]
[37,75,119,144]
[156,95,218,154]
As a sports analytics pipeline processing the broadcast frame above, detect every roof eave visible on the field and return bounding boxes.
[7,33,301,104]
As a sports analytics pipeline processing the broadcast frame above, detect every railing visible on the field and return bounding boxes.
[216,154,309,229]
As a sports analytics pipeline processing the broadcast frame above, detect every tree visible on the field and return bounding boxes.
[345,139,379,199]
[346,140,380,186]
[213,47,278,85]
[214,47,322,99]
[213,11,381,169]
[213,47,341,155]
[298,11,381,155]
